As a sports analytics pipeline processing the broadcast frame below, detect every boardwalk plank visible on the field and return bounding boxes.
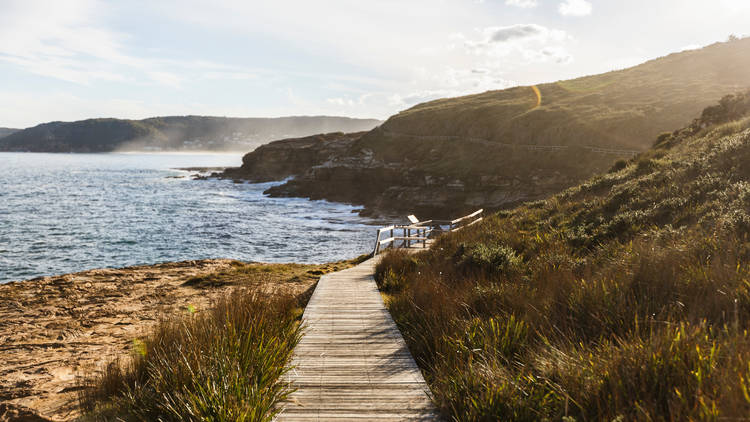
[276,258,439,421]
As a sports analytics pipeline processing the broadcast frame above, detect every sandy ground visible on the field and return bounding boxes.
[0,259,320,421]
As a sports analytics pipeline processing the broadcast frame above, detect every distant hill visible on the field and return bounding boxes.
[228,37,750,217]
[0,128,18,139]
[0,116,381,153]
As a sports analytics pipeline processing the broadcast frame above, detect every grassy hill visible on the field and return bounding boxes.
[375,91,750,420]
[246,37,750,217]
[370,37,750,151]
[0,116,380,153]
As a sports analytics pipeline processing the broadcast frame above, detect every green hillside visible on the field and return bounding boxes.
[375,91,750,420]
[0,116,380,153]
[370,37,750,151]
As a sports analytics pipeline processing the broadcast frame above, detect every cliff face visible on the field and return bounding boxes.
[224,130,611,218]
[223,132,364,182]
[262,146,611,218]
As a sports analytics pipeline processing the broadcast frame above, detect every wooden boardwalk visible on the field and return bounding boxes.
[277,258,439,421]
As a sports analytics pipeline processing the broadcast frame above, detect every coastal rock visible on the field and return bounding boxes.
[218,130,603,218]
[221,132,364,182]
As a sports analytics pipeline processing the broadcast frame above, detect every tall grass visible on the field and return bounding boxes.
[80,288,302,421]
[376,96,750,421]
[379,231,750,421]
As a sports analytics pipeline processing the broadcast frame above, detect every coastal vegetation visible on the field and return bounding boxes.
[375,91,750,420]
[80,286,301,421]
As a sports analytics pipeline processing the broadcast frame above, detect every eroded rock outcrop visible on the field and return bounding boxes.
[219,130,596,218]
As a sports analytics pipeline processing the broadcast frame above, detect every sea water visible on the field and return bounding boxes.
[0,152,377,283]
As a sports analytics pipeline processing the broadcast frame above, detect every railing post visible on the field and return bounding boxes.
[390,228,394,249]
[374,229,380,255]
[407,228,411,248]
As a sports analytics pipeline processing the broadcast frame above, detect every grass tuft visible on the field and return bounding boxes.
[79,287,302,421]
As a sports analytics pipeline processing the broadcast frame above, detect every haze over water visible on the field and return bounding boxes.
[0,152,376,284]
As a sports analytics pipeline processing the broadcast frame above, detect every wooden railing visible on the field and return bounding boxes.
[373,209,483,255]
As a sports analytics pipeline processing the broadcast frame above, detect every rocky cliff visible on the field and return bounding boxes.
[221,130,613,218]
[222,132,364,182]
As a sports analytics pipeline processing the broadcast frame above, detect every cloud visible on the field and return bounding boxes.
[387,66,517,109]
[0,91,172,127]
[469,24,569,47]
[680,44,702,52]
[325,94,373,107]
[0,0,632,127]
[538,46,574,64]
[489,24,547,42]
[459,24,572,65]
[0,0,250,89]
[558,0,592,16]
[327,97,355,106]
[389,90,452,107]
[505,0,538,8]
[202,71,258,81]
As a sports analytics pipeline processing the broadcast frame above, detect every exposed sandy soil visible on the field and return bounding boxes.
[0,259,328,421]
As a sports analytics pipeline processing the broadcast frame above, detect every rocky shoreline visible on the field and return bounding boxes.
[212,131,618,219]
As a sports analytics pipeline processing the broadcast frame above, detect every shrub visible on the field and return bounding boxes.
[608,159,628,173]
[375,249,419,293]
[80,288,302,421]
[459,243,523,275]
[653,131,673,147]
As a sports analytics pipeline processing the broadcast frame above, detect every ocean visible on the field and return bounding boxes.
[0,152,377,284]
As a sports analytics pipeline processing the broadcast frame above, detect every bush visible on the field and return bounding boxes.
[608,159,628,173]
[375,249,419,293]
[459,243,523,275]
[80,288,302,421]
[653,131,673,147]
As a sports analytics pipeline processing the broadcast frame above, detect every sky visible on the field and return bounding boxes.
[0,0,749,128]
